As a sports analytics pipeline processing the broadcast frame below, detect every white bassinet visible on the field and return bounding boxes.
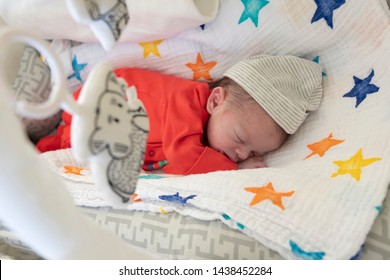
[1,0,390,260]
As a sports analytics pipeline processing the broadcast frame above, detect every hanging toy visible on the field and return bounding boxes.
[0,27,149,208]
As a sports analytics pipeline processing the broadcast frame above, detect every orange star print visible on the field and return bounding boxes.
[139,39,164,58]
[331,148,381,181]
[244,182,295,210]
[185,52,217,81]
[131,194,142,202]
[304,133,345,159]
[63,165,86,176]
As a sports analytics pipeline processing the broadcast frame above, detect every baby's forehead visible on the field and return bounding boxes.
[239,103,274,124]
[240,106,286,140]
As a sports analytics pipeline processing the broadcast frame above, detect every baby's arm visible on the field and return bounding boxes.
[237,156,266,169]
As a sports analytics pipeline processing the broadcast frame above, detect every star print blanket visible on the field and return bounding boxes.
[35,0,390,260]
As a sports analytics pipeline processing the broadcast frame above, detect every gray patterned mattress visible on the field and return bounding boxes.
[1,186,389,260]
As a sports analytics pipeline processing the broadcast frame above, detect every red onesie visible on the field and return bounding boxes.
[37,68,237,175]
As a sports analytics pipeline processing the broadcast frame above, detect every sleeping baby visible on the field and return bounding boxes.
[37,54,323,175]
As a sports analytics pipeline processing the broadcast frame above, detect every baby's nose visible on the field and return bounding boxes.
[236,148,250,161]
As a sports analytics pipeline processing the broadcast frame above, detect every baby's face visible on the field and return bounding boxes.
[206,102,285,163]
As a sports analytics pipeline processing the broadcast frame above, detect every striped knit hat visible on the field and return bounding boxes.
[224,55,323,134]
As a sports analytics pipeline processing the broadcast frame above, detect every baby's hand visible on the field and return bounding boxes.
[237,156,266,169]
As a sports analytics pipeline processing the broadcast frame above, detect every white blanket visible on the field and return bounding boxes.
[42,139,389,260]
[0,0,219,43]
[36,0,390,260]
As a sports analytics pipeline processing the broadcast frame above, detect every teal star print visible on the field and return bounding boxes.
[67,55,87,82]
[238,0,270,27]
[311,0,346,29]
[313,56,327,76]
[290,240,325,260]
[343,70,380,108]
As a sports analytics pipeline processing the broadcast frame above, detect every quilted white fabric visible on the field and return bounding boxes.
[45,0,390,259]
[3,0,390,260]
[48,0,390,260]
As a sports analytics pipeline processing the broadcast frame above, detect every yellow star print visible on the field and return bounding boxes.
[304,133,344,159]
[331,148,381,181]
[139,39,164,58]
[244,182,295,210]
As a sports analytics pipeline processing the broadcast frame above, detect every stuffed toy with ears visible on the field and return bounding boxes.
[72,64,149,206]
[66,0,129,50]
[0,27,149,208]
[0,27,154,259]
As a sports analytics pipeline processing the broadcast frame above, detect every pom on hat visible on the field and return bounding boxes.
[223,55,323,134]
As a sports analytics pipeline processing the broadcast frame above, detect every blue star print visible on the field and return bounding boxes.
[343,70,380,108]
[289,240,325,260]
[311,0,346,29]
[238,0,270,27]
[67,55,87,82]
[159,192,196,204]
[350,244,364,260]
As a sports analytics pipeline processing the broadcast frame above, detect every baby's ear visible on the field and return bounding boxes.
[207,87,226,114]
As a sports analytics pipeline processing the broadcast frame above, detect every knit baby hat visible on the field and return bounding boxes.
[223,55,323,134]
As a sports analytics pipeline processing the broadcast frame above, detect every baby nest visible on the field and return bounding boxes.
[3,0,390,260]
